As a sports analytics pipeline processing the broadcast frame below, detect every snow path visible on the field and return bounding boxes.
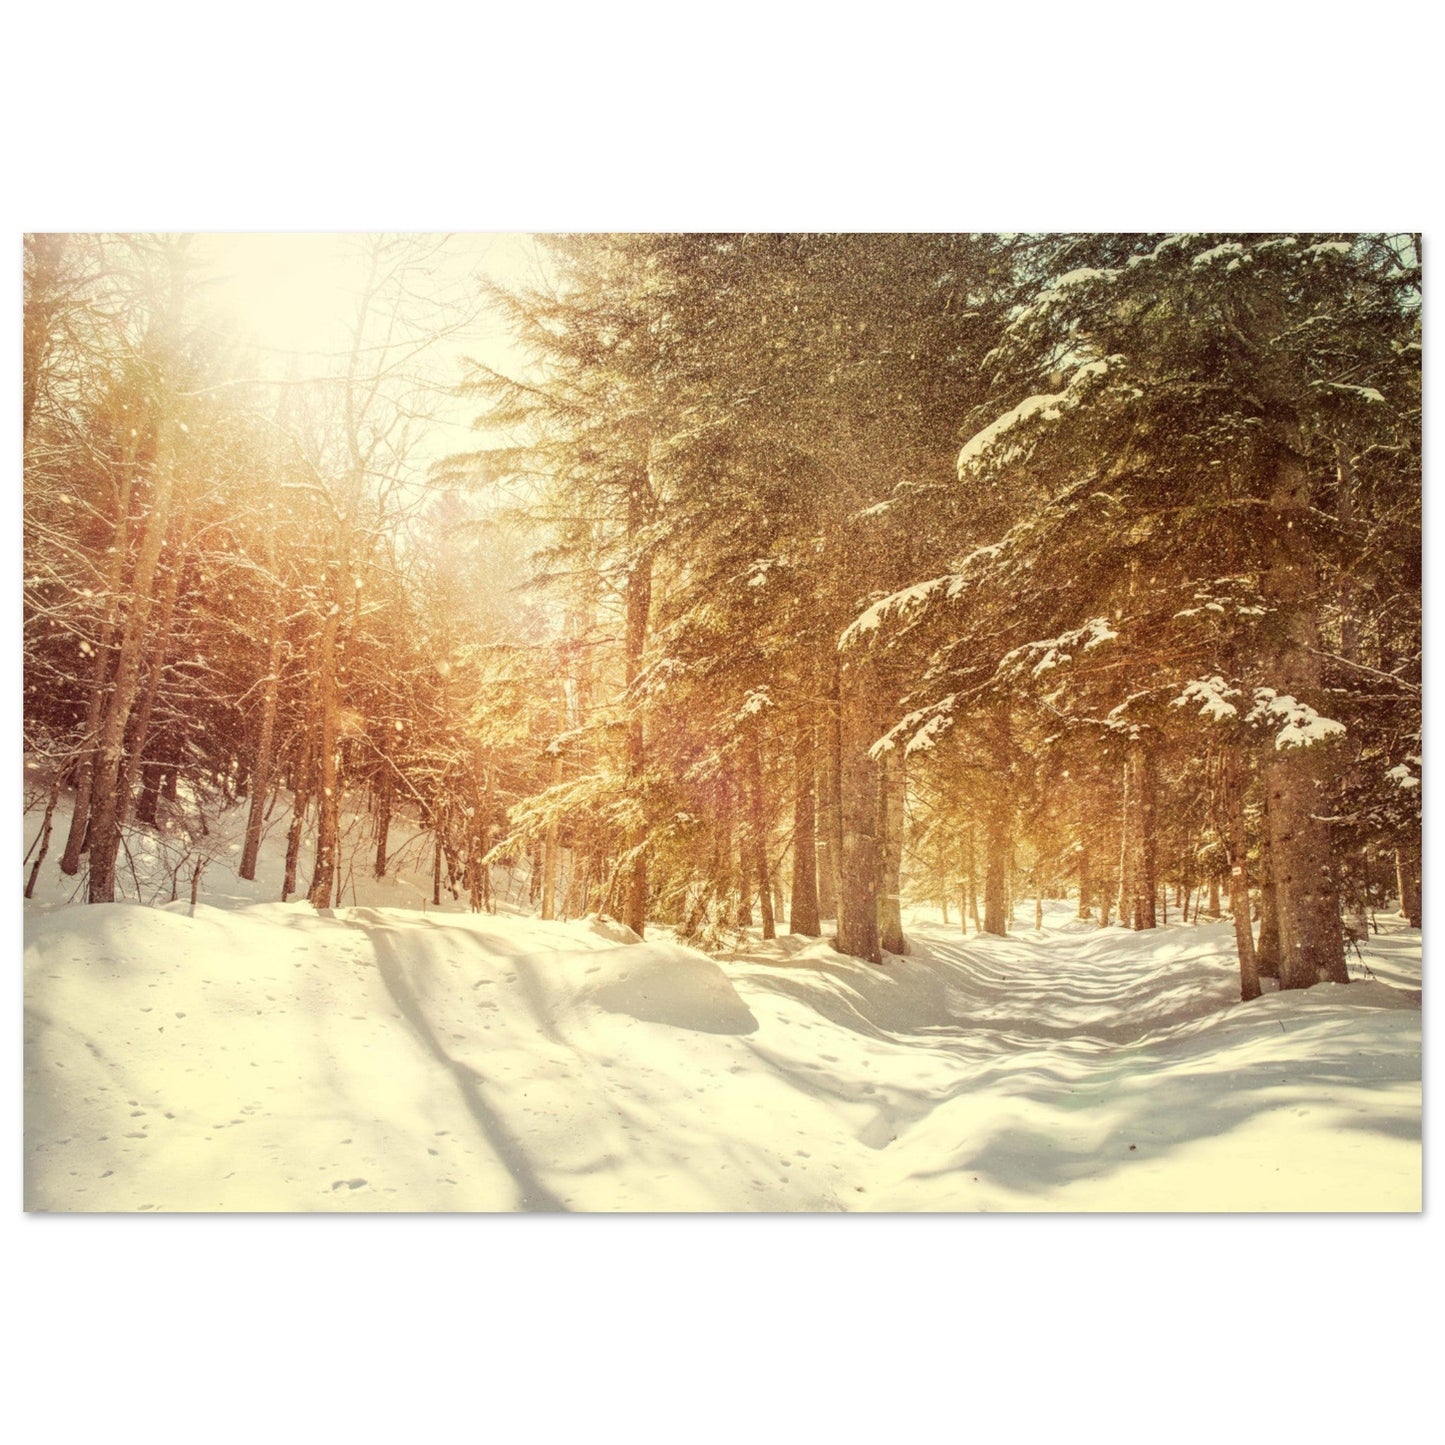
[24,899,1420,1212]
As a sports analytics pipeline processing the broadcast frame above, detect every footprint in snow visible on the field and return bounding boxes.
[330,1178,368,1191]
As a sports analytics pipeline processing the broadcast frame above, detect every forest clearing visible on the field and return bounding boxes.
[22,233,1422,1214]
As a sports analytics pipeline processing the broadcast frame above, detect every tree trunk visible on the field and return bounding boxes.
[541,749,562,920]
[1119,737,1158,930]
[746,730,775,941]
[982,811,1009,936]
[982,710,1012,937]
[816,648,843,921]
[621,467,653,938]
[877,746,907,955]
[714,778,737,932]
[835,657,881,964]
[789,719,821,936]
[135,761,164,827]
[1260,439,1346,989]
[736,834,753,928]
[118,487,198,833]
[307,592,343,910]
[1395,843,1421,928]
[25,775,63,899]
[1077,843,1092,920]
[373,761,392,879]
[755,843,775,940]
[1335,441,1362,667]
[1256,840,1282,980]
[1264,751,1344,988]
[467,829,483,914]
[1222,747,1261,1000]
[965,826,981,934]
[241,626,286,880]
[282,722,315,902]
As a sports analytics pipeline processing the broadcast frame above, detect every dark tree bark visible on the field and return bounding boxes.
[118,491,196,832]
[240,623,286,881]
[982,711,1013,937]
[1118,737,1158,931]
[835,656,881,964]
[306,589,343,909]
[982,811,1009,936]
[373,761,392,879]
[735,833,753,928]
[1395,843,1421,928]
[1221,747,1261,1001]
[877,746,907,955]
[965,826,981,934]
[1259,439,1346,988]
[788,718,821,936]
[134,761,164,828]
[25,775,63,899]
[282,719,315,903]
[816,649,843,922]
[1256,833,1282,980]
[755,838,775,939]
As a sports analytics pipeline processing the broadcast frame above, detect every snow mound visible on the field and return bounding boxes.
[582,914,644,946]
[1301,980,1421,1011]
[578,944,759,1035]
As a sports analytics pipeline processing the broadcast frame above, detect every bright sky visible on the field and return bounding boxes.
[196,232,544,359]
[191,232,550,467]
[197,233,365,360]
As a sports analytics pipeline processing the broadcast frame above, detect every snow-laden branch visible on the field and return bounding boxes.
[1172,676,1242,722]
[956,356,1120,480]
[1246,689,1347,750]
[839,574,963,650]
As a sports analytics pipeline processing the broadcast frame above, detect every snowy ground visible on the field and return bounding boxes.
[23,793,1421,1213]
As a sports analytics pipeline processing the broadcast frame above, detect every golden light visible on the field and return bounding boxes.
[197,233,363,372]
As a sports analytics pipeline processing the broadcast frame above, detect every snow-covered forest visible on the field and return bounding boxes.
[23,231,1421,1219]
